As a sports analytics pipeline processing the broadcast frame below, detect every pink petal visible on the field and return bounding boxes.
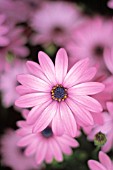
[17,74,51,92]
[15,93,50,108]
[35,141,47,164]
[99,151,112,170]
[52,104,64,136]
[25,140,37,156]
[0,37,9,46]
[16,128,30,136]
[45,142,53,163]
[55,48,68,84]
[60,102,77,137]
[26,61,51,84]
[70,95,103,112]
[88,160,106,170]
[66,98,94,126]
[33,102,57,133]
[57,134,79,147]
[68,82,105,95]
[107,102,113,117]
[27,100,52,124]
[63,58,89,88]
[74,67,96,84]
[49,139,63,162]
[57,142,72,155]
[104,48,113,74]
[16,85,36,95]
[17,134,35,147]
[38,51,56,84]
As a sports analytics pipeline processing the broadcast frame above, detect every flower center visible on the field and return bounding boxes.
[51,85,68,102]
[94,45,104,57]
[41,127,53,138]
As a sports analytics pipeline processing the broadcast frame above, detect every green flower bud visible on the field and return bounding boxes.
[94,131,107,147]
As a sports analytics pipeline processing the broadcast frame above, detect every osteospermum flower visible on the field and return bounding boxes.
[1,129,40,170]
[15,48,104,137]
[16,110,79,164]
[0,59,27,108]
[30,1,83,46]
[66,17,113,70]
[104,47,113,74]
[88,151,113,170]
[88,102,113,152]
[0,14,9,47]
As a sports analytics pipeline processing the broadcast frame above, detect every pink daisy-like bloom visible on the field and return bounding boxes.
[15,48,104,137]
[0,14,9,47]
[88,102,113,152]
[66,17,113,70]
[1,129,40,170]
[16,109,79,164]
[88,151,113,170]
[104,47,113,74]
[107,0,113,9]
[0,59,27,108]
[30,1,84,46]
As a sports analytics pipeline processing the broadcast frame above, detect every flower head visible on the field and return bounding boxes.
[30,1,83,46]
[15,48,104,137]
[66,17,113,71]
[88,151,113,170]
[17,110,79,164]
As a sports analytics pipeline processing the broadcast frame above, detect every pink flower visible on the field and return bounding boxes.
[0,26,29,72]
[66,17,113,71]
[16,110,79,164]
[30,1,83,45]
[88,102,113,152]
[88,151,113,170]
[107,0,113,9]
[0,0,30,25]
[0,14,9,47]
[104,47,113,74]
[15,48,104,137]
[1,129,40,170]
[0,59,27,108]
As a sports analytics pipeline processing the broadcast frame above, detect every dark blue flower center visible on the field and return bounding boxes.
[51,85,67,102]
[54,87,65,99]
[41,127,53,138]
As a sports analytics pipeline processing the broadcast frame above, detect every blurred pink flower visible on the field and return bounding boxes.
[0,26,29,72]
[0,59,27,108]
[0,14,9,47]
[30,1,83,45]
[104,47,113,74]
[15,48,104,137]
[66,17,113,70]
[88,151,113,170]
[88,102,113,152]
[16,110,79,164]
[108,0,113,9]
[1,129,40,170]
[0,0,30,25]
